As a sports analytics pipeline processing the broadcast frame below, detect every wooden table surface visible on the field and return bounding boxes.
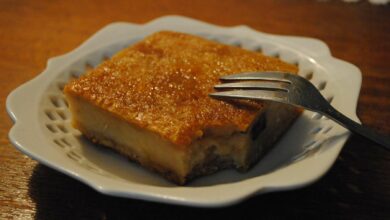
[1,0,389,219]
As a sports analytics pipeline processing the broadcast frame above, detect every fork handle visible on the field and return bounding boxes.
[322,106,390,150]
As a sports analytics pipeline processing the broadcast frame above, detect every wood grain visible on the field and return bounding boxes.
[1,0,389,219]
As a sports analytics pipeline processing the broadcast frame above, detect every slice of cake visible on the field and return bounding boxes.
[64,31,300,184]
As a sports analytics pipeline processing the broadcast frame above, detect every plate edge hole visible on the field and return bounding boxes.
[46,124,58,133]
[45,110,56,120]
[318,81,327,90]
[67,151,82,161]
[49,96,61,108]
[271,53,280,58]
[102,54,111,61]
[305,72,314,80]
[50,96,68,108]
[58,82,66,91]
[57,110,67,120]
[322,126,333,134]
[70,71,79,79]
[231,42,242,48]
[60,138,71,147]
[54,139,66,149]
[57,124,69,133]
[85,63,94,72]
[255,46,263,53]
[311,127,322,134]
[326,96,334,103]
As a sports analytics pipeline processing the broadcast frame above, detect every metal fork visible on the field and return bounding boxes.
[210,72,390,150]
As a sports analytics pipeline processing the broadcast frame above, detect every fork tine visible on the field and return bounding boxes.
[209,90,288,103]
[214,81,289,91]
[220,71,291,83]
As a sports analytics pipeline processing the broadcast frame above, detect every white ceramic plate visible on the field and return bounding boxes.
[7,15,362,207]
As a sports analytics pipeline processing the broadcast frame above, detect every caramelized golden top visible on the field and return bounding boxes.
[65,31,297,148]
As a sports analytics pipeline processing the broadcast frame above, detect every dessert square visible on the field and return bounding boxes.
[64,31,300,184]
